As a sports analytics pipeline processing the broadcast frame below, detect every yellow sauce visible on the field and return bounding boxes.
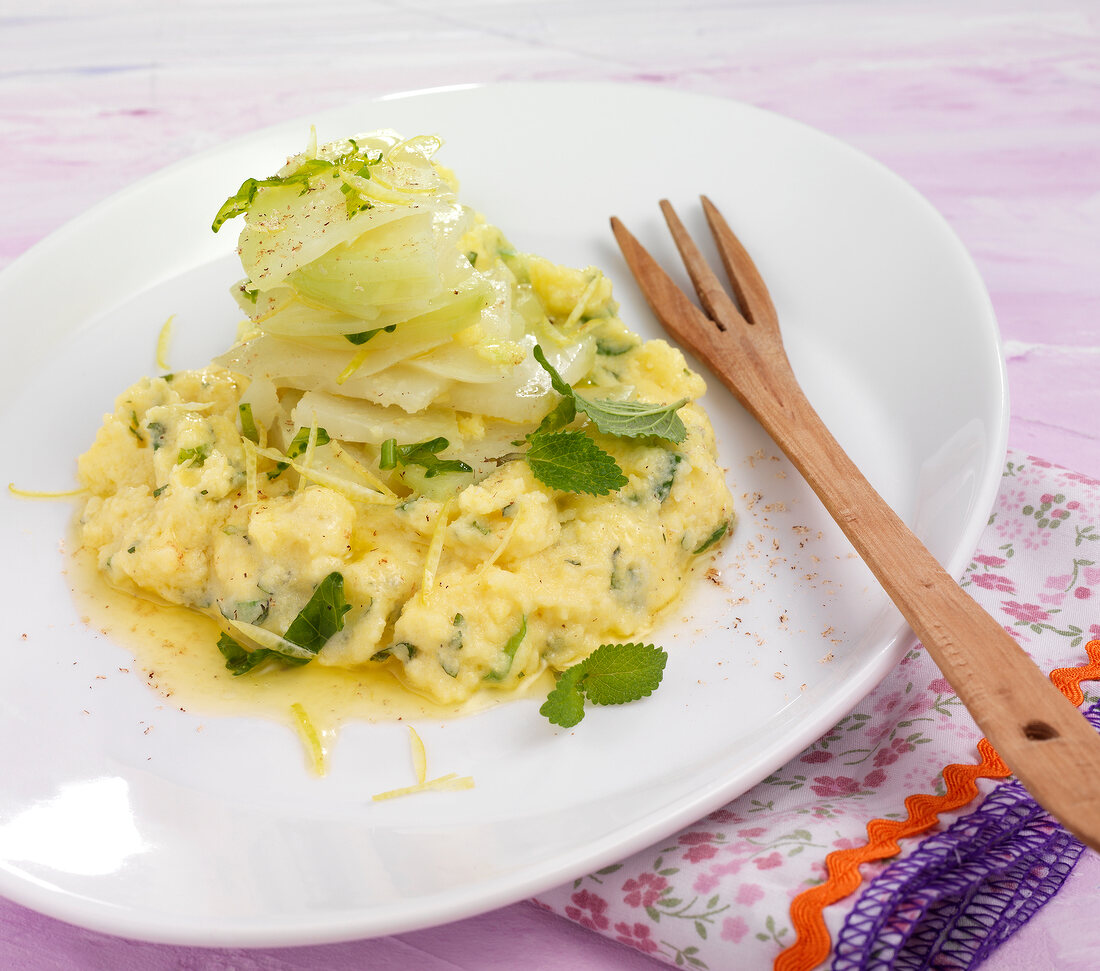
[68,540,551,738]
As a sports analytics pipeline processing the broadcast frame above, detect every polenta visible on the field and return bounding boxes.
[77,130,734,708]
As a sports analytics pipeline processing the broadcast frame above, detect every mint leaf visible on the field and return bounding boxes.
[574,395,688,443]
[533,344,576,398]
[532,344,687,443]
[531,394,577,436]
[525,431,627,496]
[540,643,667,727]
[539,665,588,727]
[578,642,667,705]
[283,571,351,653]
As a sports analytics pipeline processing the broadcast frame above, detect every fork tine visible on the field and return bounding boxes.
[699,195,779,331]
[658,199,743,331]
[609,216,715,349]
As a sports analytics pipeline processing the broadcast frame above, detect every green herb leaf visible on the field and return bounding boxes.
[344,323,397,346]
[540,643,667,727]
[484,616,527,681]
[212,147,382,232]
[531,395,577,436]
[218,573,350,676]
[378,437,473,478]
[287,426,331,458]
[539,665,589,728]
[693,520,731,554]
[238,403,260,443]
[283,571,351,653]
[577,642,667,705]
[575,395,688,442]
[177,443,211,467]
[532,344,687,443]
[525,430,627,496]
[268,425,331,479]
[217,633,308,676]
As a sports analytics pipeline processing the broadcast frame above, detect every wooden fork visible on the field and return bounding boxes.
[611,196,1100,851]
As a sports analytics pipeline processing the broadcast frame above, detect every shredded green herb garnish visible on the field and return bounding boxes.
[344,323,397,346]
[379,437,473,478]
[211,146,383,232]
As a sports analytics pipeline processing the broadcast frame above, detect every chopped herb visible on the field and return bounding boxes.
[238,403,260,443]
[146,421,167,450]
[653,451,683,503]
[540,643,667,728]
[152,484,169,498]
[177,443,211,467]
[344,322,397,345]
[378,437,472,478]
[268,426,331,479]
[212,146,382,232]
[287,426,331,458]
[595,335,637,356]
[693,521,731,554]
[484,616,527,681]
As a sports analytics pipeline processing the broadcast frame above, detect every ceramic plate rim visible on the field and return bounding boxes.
[0,81,1008,946]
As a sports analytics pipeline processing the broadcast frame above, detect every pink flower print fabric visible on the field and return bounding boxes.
[533,452,1100,969]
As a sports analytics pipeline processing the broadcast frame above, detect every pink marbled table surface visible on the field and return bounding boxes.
[3,1,1098,968]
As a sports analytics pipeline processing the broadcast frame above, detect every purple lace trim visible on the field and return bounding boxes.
[831,701,1100,970]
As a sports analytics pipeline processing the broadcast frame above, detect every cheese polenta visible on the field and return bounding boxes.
[76,130,734,708]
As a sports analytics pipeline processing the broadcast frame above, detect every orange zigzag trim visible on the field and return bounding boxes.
[774,638,1100,971]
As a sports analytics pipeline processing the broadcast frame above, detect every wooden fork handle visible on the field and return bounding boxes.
[712,334,1100,849]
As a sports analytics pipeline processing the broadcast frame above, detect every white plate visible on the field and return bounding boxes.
[0,82,1006,946]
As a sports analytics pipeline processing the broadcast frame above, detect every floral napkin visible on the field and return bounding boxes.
[533,450,1100,969]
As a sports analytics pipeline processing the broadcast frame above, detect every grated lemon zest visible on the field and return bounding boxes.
[408,726,427,784]
[337,346,371,384]
[561,274,602,331]
[156,314,175,371]
[420,498,455,604]
[8,483,86,499]
[242,439,259,505]
[331,442,397,498]
[290,702,327,776]
[371,772,475,802]
[253,445,396,505]
[475,515,520,579]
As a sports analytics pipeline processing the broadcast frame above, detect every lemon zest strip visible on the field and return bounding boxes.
[290,702,327,776]
[371,773,475,802]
